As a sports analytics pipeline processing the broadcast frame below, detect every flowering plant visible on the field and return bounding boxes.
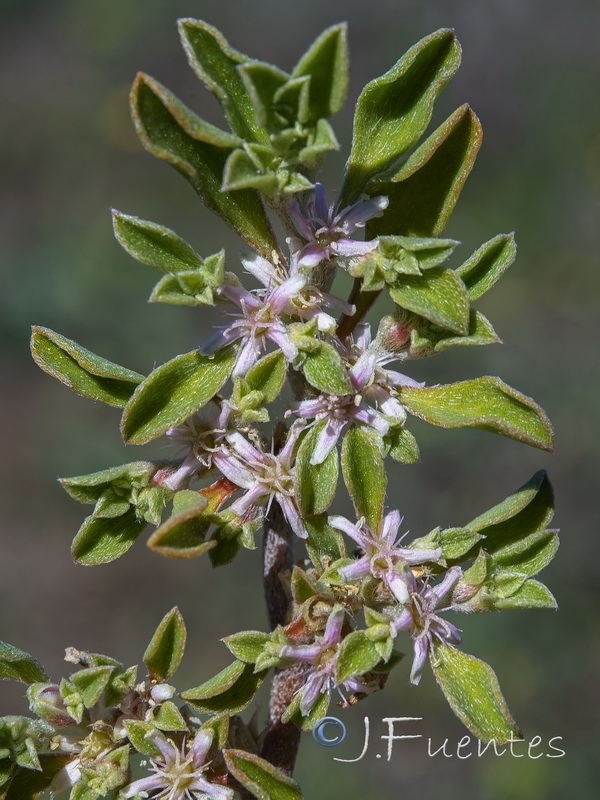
[1,19,558,799]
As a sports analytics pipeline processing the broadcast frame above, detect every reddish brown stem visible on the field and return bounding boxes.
[337,280,381,342]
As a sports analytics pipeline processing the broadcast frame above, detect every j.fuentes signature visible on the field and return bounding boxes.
[312,717,566,762]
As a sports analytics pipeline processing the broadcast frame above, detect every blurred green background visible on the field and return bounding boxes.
[1,0,598,797]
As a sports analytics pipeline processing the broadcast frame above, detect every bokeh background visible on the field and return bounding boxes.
[1,0,599,797]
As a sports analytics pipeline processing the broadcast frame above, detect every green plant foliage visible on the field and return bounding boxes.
[430,642,521,742]
[121,346,236,444]
[30,327,143,408]
[294,423,339,516]
[0,644,47,685]
[341,427,386,530]
[341,29,461,204]
[369,104,482,237]
[143,607,187,681]
[399,377,555,451]
[224,749,303,800]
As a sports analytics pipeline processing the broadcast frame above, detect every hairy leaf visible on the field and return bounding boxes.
[121,346,236,445]
[399,377,554,451]
[430,642,521,742]
[341,29,461,203]
[181,661,268,715]
[389,267,470,335]
[0,643,47,685]
[224,749,303,800]
[369,105,482,237]
[31,327,143,408]
[131,74,278,259]
[336,631,382,683]
[71,509,148,565]
[292,23,349,121]
[112,211,203,273]
[341,427,386,530]
[301,342,352,395]
[294,423,339,516]
[144,607,187,681]
[457,233,517,301]
[178,19,267,143]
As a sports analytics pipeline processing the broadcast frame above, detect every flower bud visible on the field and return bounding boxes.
[375,314,412,353]
[27,683,75,729]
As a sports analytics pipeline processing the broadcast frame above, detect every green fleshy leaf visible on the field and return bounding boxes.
[466,470,554,545]
[151,701,188,732]
[341,29,461,203]
[490,529,559,577]
[0,717,53,772]
[341,427,386,530]
[71,509,148,565]
[69,780,101,800]
[244,351,288,404]
[291,23,348,121]
[124,720,162,757]
[239,61,289,129]
[2,755,70,800]
[224,749,303,800]
[493,579,557,610]
[386,427,420,463]
[291,566,323,604]
[389,267,470,335]
[351,236,458,292]
[111,211,203,273]
[369,105,482,237]
[150,269,218,306]
[143,607,187,681]
[294,423,339,516]
[399,377,554,451]
[273,76,311,127]
[298,118,339,162]
[410,310,500,356]
[301,342,352,395]
[439,527,483,560]
[178,19,267,143]
[121,346,236,445]
[30,327,143,408]
[430,642,521,742]
[222,146,279,194]
[456,233,517,301]
[131,74,278,260]
[59,462,155,506]
[70,666,114,708]
[147,492,214,560]
[335,631,382,683]
[303,514,347,568]
[181,661,268,715]
[0,643,47,685]
[222,632,271,664]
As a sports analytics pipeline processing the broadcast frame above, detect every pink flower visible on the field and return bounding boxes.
[202,248,353,375]
[330,510,442,604]
[159,402,230,491]
[279,607,373,715]
[289,324,422,465]
[391,567,463,685]
[212,426,306,538]
[288,183,388,267]
[121,728,232,800]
